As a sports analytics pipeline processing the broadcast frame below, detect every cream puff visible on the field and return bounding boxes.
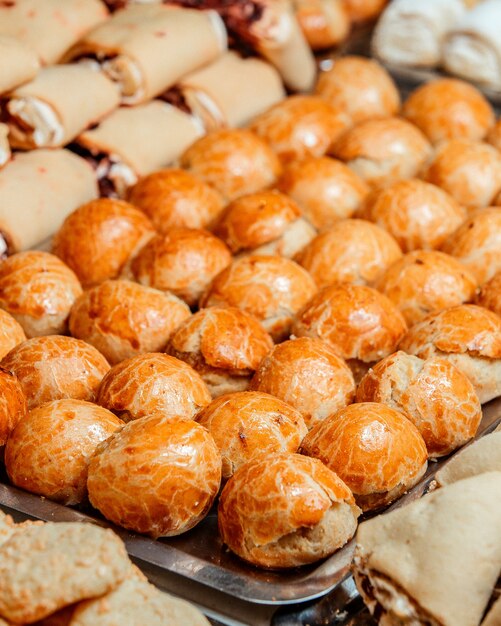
[180,129,282,202]
[295,218,402,288]
[130,228,232,307]
[301,402,428,511]
[52,198,155,288]
[0,368,27,447]
[200,255,316,342]
[487,118,501,151]
[69,279,191,365]
[250,337,355,430]
[0,309,26,360]
[477,270,501,317]
[293,0,350,50]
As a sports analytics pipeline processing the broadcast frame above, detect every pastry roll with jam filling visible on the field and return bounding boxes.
[161,51,285,130]
[0,36,39,95]
[64,4,227,105]
[3,65,120,150]
[0,125,10,170]
[71,100,203,197]
[0,0,108,65]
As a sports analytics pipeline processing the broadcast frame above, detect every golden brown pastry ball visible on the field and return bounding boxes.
[278,156,369,230]
[218,452,360,569]
[180,129,282,202]
[52,198,155,289]
[423,140,501,210]
[294,0,350,50]
[343,0,388,22]
[0,368,27,447]
[249,95,350,164]
[295,218,402,288]
[1,335,110,409]
[0,251,82,338]
[315,56,400,124]
[357,351,481,457]
[127,168,225,233]
[214,190,316,258]
[69,280,191,365]
[130,229,232,307]
[487,119,501,152]
[442,207,501,285]
[88,416,221,537]
[301,402,428,511]
[97,352,211,422]
[166,306,273,397]
[477,271,501,317]
[402,78,495,144]
[196,391,307,479]
[200,255,316,342]
[292,284,407,381]
[399,304,501,404]
[375,250,478,326]
[0,309,26,360]
[332,117,432,189]
[250,337,355,429]
[361,179,466,252]
[5,399,123,505]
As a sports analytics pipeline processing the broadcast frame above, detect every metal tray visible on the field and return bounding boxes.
[1,397,500,607]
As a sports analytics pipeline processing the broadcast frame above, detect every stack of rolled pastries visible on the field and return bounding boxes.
[1,1,501,625]
[373,0,501,91]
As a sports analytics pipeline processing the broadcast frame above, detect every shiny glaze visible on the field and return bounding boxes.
[0,368,27,446]
[477,270,501,317]
[0,309,26,360]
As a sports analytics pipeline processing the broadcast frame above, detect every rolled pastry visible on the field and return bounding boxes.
[0,0,108,65]
[482,596,501,626]
[0,125,10,170]
[372,0,466,68]
[162,51,285,130]
[0,150,98,254]
[65,4,227,105]
[435,428,501,487]
[443,0,501,91]
[354,472,501,626]
[0,36,39,95]
[72,101,203,197]
[4,65,120,150]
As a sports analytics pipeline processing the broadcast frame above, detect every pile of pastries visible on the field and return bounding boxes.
[373,0,501,91]
[0,2,501,624]
[0,513,209,624]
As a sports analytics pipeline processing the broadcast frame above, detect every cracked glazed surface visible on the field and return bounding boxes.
[197,391,307,479]
[127,168,225,232]
[130,228,232,307]
[201,255,316,342]
[487,118,501,151]
[0,251,82,338]
[214,189,312,257]
[278,156,369,230]
[360,179,466,252]
[5,399,123,505]
[1,335,110,409]
[357,351,481,457]
[97,352,211,421]
[249,95,350,164]
[0,309,26,361]
[180,129,282,202]
[477,270,501,317]
[87,416,222,537]
[402,78,495,144]
[442,207,501,285]
[423,139,501,210]
[0,368,27,447]
[332,117,432,189]
[292,284,407,364]
[296,218,402,288]
[166,306,273,396]
[0,522,130,624]
[218,452,359,568]
[52,198,155,288]
[250,337,355,429]
[375,250,478,326]
[301,402,428,510]
[315,55,400,125]
[293,0,350,50]
[69,279,191,365]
